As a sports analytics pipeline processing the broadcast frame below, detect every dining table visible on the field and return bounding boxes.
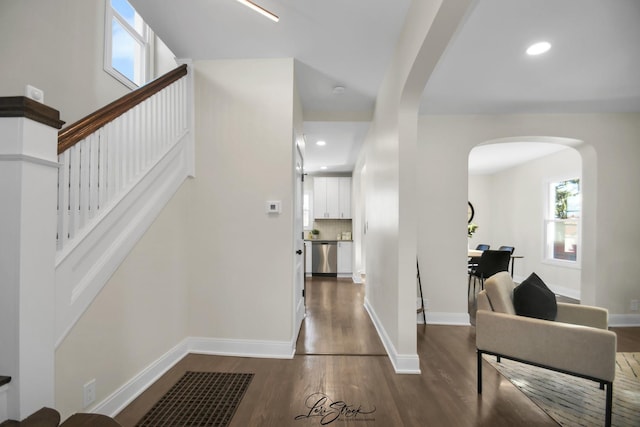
[468,249,523,278]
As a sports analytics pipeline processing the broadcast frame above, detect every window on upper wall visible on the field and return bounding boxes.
[545,178,581,263]
[104,0,150,89]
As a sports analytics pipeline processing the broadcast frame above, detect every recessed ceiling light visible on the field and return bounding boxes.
[332,86,345,95]
[526,41,551,56]
[320,166,328,170]
[316,140,326,146]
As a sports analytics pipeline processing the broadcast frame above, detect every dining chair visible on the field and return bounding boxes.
[498,245,515,254]
[468,244,490,272]
[468,249,511,297]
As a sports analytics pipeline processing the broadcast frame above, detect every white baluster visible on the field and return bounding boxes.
[67,145,80,240]
[78,138,90,228]
[97,129,107,211]
[88,132,99,219]
[57,150,70,249]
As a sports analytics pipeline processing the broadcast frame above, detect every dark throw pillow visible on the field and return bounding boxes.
[513,272,557,320]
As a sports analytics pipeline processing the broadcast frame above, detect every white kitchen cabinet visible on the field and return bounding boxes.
[337,241,352,275]
[338,177,351,219]
[313,177,351,219]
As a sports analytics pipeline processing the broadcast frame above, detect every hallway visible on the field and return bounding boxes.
[296,277,385,355]
[114,277,639,426]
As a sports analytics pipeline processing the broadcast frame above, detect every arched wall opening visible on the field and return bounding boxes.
[416,115,607,325]
[467,136,587,301]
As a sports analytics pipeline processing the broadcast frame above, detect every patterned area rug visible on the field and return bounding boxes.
[485,353,640,427]
[136,371,254,427]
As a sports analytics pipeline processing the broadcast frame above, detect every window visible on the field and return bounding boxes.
[105,0,150,88]
[545,179,580,263]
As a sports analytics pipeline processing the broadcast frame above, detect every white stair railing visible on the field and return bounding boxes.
[57,70,188,257]
[54,64,193,346]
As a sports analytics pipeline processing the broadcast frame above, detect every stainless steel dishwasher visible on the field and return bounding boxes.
[311,241,337,276]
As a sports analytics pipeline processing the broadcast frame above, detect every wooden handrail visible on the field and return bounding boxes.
[0,96,65,129]
[58,64,188,154]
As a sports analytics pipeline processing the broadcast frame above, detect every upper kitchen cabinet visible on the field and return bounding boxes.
[313,177,351,219]
[338,177,351,219]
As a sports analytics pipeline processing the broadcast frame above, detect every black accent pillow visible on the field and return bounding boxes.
[513,272,557,320]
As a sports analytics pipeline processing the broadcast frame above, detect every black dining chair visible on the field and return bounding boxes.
[468,249,511,296]
[468,244,490,272]
[498,245,516,276]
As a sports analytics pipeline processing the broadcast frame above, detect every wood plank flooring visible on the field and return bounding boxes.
[115,277,640,427]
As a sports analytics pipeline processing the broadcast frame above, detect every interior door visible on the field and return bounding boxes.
[293,141,305,332]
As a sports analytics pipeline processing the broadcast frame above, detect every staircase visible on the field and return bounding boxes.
[0,407,120,427]
[0,63,194,423]
[54,63,194,347]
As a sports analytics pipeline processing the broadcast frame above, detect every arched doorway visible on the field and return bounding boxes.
[467,136,587,302]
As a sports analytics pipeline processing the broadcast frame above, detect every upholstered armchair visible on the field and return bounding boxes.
[475,271,617,427]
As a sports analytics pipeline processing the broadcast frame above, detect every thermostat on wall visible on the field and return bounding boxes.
[266,200,281,214]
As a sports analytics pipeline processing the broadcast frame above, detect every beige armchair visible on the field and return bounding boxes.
[475,271,617,427]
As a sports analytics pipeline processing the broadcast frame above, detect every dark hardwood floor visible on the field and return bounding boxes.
[115,277,640,427]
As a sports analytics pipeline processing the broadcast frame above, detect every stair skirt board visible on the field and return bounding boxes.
[93,336,295,417]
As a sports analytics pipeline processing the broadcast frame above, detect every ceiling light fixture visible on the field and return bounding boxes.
[332,86,345,95]
[234,0,279,22]
[316,140,326,146]
[320,166,328,170]
[526,41,551,56]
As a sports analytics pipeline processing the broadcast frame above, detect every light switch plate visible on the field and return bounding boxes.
[266,200,281,214]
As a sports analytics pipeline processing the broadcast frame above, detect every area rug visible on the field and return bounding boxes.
[484,353,640,427]
[135,371,254,427]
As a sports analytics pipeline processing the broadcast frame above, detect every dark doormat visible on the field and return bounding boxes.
[135,371,254,427]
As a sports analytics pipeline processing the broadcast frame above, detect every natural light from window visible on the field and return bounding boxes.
[105,0,148,88]
[545,178,580,263]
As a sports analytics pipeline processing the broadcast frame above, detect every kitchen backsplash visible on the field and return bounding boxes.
[309,219,352,240]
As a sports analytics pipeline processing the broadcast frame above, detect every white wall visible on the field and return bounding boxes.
[54,58,301,417]
[469,147,582,298]
[0,0,176,125]
[54,186,191,418]
[353,0,473,371]
[187,59,297,344]
[418,113,640,323]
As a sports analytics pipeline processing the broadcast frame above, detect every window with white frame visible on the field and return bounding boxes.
[105,0,150,88]
[545,178,581,262]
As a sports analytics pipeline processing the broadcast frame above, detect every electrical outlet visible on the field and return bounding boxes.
[83,379,96,408]
[631,300,639,312]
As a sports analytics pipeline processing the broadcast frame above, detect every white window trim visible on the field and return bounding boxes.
[542,178,582,268]
[104,0,153,90]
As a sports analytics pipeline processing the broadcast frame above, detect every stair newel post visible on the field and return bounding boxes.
[0,96,64,420]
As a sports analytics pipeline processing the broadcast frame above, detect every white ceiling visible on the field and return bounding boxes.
[130,0,640,174]
[468,142,569,175]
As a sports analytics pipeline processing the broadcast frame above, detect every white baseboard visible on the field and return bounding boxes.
[609,314,640,327]
[352,273,362,284]
[424,312,470,325]
[363,298,420,374]
[93,340,188,417]
[187,337,295,359]
[93,335,295,417]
